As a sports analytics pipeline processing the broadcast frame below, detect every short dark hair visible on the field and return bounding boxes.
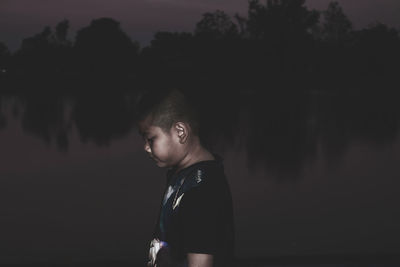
[134,88,200,136]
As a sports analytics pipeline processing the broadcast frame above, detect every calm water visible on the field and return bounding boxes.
[0,91,399,266]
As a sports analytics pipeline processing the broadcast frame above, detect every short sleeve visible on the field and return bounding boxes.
[178,182,220,255]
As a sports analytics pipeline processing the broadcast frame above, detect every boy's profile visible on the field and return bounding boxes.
[135,89,234,267]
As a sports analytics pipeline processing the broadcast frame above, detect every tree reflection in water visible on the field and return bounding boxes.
[0,85,399,178]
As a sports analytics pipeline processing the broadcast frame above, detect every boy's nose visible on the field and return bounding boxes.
[144,142,151,153]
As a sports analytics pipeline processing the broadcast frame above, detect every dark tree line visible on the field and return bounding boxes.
[0,0,399,93]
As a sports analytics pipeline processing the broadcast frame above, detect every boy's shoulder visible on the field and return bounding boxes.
[166,154,226,191]
[181,155,226,192]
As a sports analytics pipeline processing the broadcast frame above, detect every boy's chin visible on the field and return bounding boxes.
[155,161,174,169]
[154,160,167,168]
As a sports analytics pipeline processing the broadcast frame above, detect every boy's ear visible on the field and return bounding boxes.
[174,122,188,144]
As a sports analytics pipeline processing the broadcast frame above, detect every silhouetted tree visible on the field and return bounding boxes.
[12,21,73,81]
[240,0,320,82]
[0,42,10,59]
[0,42,10,75]
[310,2,354,84]
[13,26,53,78]
[234,13,249,38]
[139,31,195,85]
[322,1,352,43]
[146,32,194,59]
[246,0,319,41]
[18,20,71,51]
[54,19,71,46]
[74,18,139,78]
[353,23,400,77]
[193,11,245,84]
[195,10,238,39]
[20,27,53,52]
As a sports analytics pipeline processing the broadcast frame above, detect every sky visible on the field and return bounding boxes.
[1,0,400,51]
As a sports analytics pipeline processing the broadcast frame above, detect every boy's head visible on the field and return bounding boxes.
[135,89,201,168]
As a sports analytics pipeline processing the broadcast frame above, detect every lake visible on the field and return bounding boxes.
[0,89,399,266]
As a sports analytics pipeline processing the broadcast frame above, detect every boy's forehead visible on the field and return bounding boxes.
[138,117,161,135]
[138,114,153,129]
[138,121,152,135]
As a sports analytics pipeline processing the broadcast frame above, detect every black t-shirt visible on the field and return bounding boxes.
[154,154,235,267]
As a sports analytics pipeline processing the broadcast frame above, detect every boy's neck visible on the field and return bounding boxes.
[173,144,215,175]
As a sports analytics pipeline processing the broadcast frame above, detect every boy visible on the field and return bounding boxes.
[135,89,234,267]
